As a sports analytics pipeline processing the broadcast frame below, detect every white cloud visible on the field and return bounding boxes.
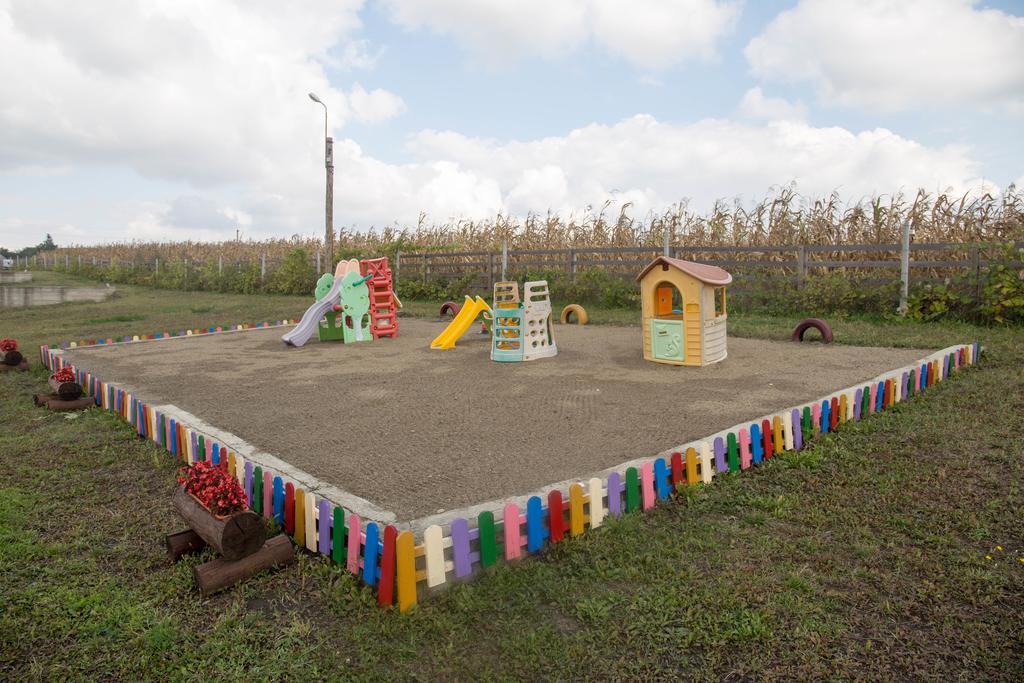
[382,0,739,69]
[745,0,1024,112]
[402,115,985,218]
[0,0,404,183]
[1,112,996,248]
[589,0,740,69]
[347,83,407,123]
[738,87,806,122]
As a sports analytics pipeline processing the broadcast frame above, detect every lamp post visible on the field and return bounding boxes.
[309,92,333,272]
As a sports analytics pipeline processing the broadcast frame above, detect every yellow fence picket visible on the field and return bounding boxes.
[305,492,317,552]
[396,531,417,613]
[294,489,305,547]
[569,484,585,537]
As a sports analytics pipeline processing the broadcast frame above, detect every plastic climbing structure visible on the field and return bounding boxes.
[490,280,557,362]
[281,257,402,348]
[361,257,400,340]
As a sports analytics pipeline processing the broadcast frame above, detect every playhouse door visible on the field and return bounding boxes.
[650,320,685,362]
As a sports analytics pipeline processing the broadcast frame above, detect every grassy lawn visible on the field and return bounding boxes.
[2,273,1022,680]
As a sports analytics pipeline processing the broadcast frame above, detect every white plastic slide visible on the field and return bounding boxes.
[281,276,345,347]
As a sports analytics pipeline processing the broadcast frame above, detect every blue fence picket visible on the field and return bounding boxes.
[526,496,546,552]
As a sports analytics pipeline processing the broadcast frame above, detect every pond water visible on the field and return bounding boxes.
[0,285,116,307]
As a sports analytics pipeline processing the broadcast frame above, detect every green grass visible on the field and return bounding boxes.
[2,273,1023,680]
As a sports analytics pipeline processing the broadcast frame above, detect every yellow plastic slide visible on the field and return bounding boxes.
[430,296,492,349]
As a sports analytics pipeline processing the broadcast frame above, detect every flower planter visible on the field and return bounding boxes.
[171,486,266,560]
[47,376,82,401]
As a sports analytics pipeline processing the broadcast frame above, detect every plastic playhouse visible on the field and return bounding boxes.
[430,279,557,362]
[635,256,731,366]
[282,257,401,347]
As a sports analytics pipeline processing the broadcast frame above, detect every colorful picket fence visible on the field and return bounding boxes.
[40,335,979,613]
[50,318,298,350]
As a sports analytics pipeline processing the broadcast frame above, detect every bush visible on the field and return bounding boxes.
[268,248,317,295]
[979,243,1024,324]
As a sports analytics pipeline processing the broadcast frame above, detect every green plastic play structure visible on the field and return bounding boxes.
[315,266,372,343]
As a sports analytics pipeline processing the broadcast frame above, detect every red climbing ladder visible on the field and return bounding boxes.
[359,257,399,340]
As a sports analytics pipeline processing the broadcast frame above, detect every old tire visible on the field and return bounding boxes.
[439,301,462,319]
[559,304,589,325]
[792,318,833,344]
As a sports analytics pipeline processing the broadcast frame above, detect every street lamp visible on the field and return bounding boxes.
[309,92,333,272]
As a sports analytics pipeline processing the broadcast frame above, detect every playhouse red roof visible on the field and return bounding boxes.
[635,256,733,286]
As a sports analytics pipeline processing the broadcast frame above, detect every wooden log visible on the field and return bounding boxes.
[46,397,94,411]
[48,377,82,400]
[171,487,265,560]
[193,534,294,596]
[2,349,23,366]
[166,529,208,561]
[0,359,29,372]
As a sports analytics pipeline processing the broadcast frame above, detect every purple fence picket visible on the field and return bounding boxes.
[607,472,623,518]
[791,409,803,450]
[318,498,332,556]
[713,437,727,473]
[452,518,472,578]
[244,461,254,507]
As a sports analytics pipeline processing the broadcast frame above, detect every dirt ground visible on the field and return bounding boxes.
[63,318,930,521]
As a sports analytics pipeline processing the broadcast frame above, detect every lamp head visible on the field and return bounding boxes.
[308,92,323,104]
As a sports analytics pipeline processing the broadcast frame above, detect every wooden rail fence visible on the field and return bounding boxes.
[394,241,1023,293]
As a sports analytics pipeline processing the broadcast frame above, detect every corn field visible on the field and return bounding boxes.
[38,188,1024,264]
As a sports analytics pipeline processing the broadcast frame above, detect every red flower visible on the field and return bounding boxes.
[51,367,76,383]
[0,338,18,352]
[179,461,248,516]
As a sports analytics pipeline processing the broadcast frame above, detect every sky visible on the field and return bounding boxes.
[1,0,1022,250]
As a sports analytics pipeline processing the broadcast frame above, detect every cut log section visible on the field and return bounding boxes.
[2,349,23,366]
[46,397,95,411]
[171,487,266,560]
[48,377,83,400]
[0,359,29,372]
[166,528,209,561]
[193,535,295,596]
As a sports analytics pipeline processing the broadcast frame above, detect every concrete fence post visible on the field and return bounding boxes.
[898,220,911,316]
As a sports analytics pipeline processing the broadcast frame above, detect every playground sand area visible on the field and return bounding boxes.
[62,318,929,525]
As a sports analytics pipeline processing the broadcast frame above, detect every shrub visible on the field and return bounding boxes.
[268,248,317,295]
[979,243,1024,324]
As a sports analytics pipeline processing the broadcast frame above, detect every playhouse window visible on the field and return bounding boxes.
[714,287,726,316]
